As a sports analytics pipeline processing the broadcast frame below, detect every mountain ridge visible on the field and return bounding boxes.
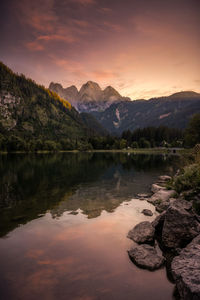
[50,78,200,134]
[92,92,200,134]
[49,81,130,112]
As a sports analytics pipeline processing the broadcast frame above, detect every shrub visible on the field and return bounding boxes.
[172,164,200,194]
[131,141,139,148]
[139,138,151,148]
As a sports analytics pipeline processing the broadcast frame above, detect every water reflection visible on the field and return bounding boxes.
[0,152,181,300]
[0,152,180,237]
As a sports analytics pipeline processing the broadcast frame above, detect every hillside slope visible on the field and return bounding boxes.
[92,92,200,134]
[0,62,102,148]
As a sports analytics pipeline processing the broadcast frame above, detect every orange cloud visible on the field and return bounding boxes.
[38,34,76,43]
[92,70,119,80]
[27,14,56,33]
[17,0,57,33]
[26,41,44,51]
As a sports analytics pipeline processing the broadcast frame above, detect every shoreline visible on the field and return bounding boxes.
[127,173,200,299]
[0,148,192,155]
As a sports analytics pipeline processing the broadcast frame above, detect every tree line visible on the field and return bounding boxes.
[0,113,199,152]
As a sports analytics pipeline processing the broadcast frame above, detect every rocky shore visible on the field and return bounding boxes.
[127,175,200,300]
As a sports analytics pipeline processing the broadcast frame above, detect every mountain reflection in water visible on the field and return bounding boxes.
[0,152,183,300]
[0,152,180,237]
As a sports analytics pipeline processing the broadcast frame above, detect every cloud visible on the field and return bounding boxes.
[51,57,90,80]
[25,32,76,52]
[17,0,57,33]
[103,21,123,33]
[71,0,96,5]
[92,70,119,80]
[18,0,95,52]
[26,13,57,33]
[99,7,112,14]
[26,41,44,51]
[72,19,90,28]
[38,34,76,43]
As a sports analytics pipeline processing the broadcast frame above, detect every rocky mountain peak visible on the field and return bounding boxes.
[82,81,101,88]
[66,85,78,92]
[79,81,102,102]
[49,80,128,112]
[103,85,121,101]
[49,82,63,92]
[64,85,78,102]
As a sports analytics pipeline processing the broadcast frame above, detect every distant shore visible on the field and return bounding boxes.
[0,147,192,155]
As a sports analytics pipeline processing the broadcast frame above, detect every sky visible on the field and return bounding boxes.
[0,0,200,99]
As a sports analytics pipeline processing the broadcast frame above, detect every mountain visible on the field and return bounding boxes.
[91,91,200,134]
[0,62,106,148]
[79,81,102,102]
[169,91,200,99]
[80,112,109,136]
[2,61,199,145]
[49,81,130,112]
[49,82,79,102]
[102,86,121,101]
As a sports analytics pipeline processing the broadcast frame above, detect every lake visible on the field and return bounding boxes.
[0,152,181,300]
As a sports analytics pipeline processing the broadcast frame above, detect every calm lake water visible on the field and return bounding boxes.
[0,152,181,300]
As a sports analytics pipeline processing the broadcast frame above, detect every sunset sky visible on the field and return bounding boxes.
[0,0,200,99]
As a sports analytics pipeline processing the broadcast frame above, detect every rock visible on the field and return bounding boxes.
[195,214,200,223]
[142,209,153,216]
[151,212,166,244]
[151,212,166,229]
[156,201,170,213]
[151,183,166,193]
[169,197,177,204]
[128,244,165,271]
[148,189,175,205]
[68,211,78,215]
[158,175,172,182]
[137,193,149,198]
[162,200,200,249]
[172,198,193,211]
[171,235,200,300]
[127,221,155,244]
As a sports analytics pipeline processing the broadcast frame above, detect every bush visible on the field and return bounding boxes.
[184,114,200,147]
[172,164,200,194]
[131,141,139,148]
[119,139,127,149]
[139,138,151,148]
[43,140,61,151]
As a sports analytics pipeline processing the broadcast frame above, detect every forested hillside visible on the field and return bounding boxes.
[92,92,200,134]
[0,62,103,151]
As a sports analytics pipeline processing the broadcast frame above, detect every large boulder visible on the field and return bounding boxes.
[171,235,200,300]
[162,200,200,249]
[151,183,166,193]
[128,244,165,271]
[151,212,166,229]
[148,189,175,205]
[127,221,155,244]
